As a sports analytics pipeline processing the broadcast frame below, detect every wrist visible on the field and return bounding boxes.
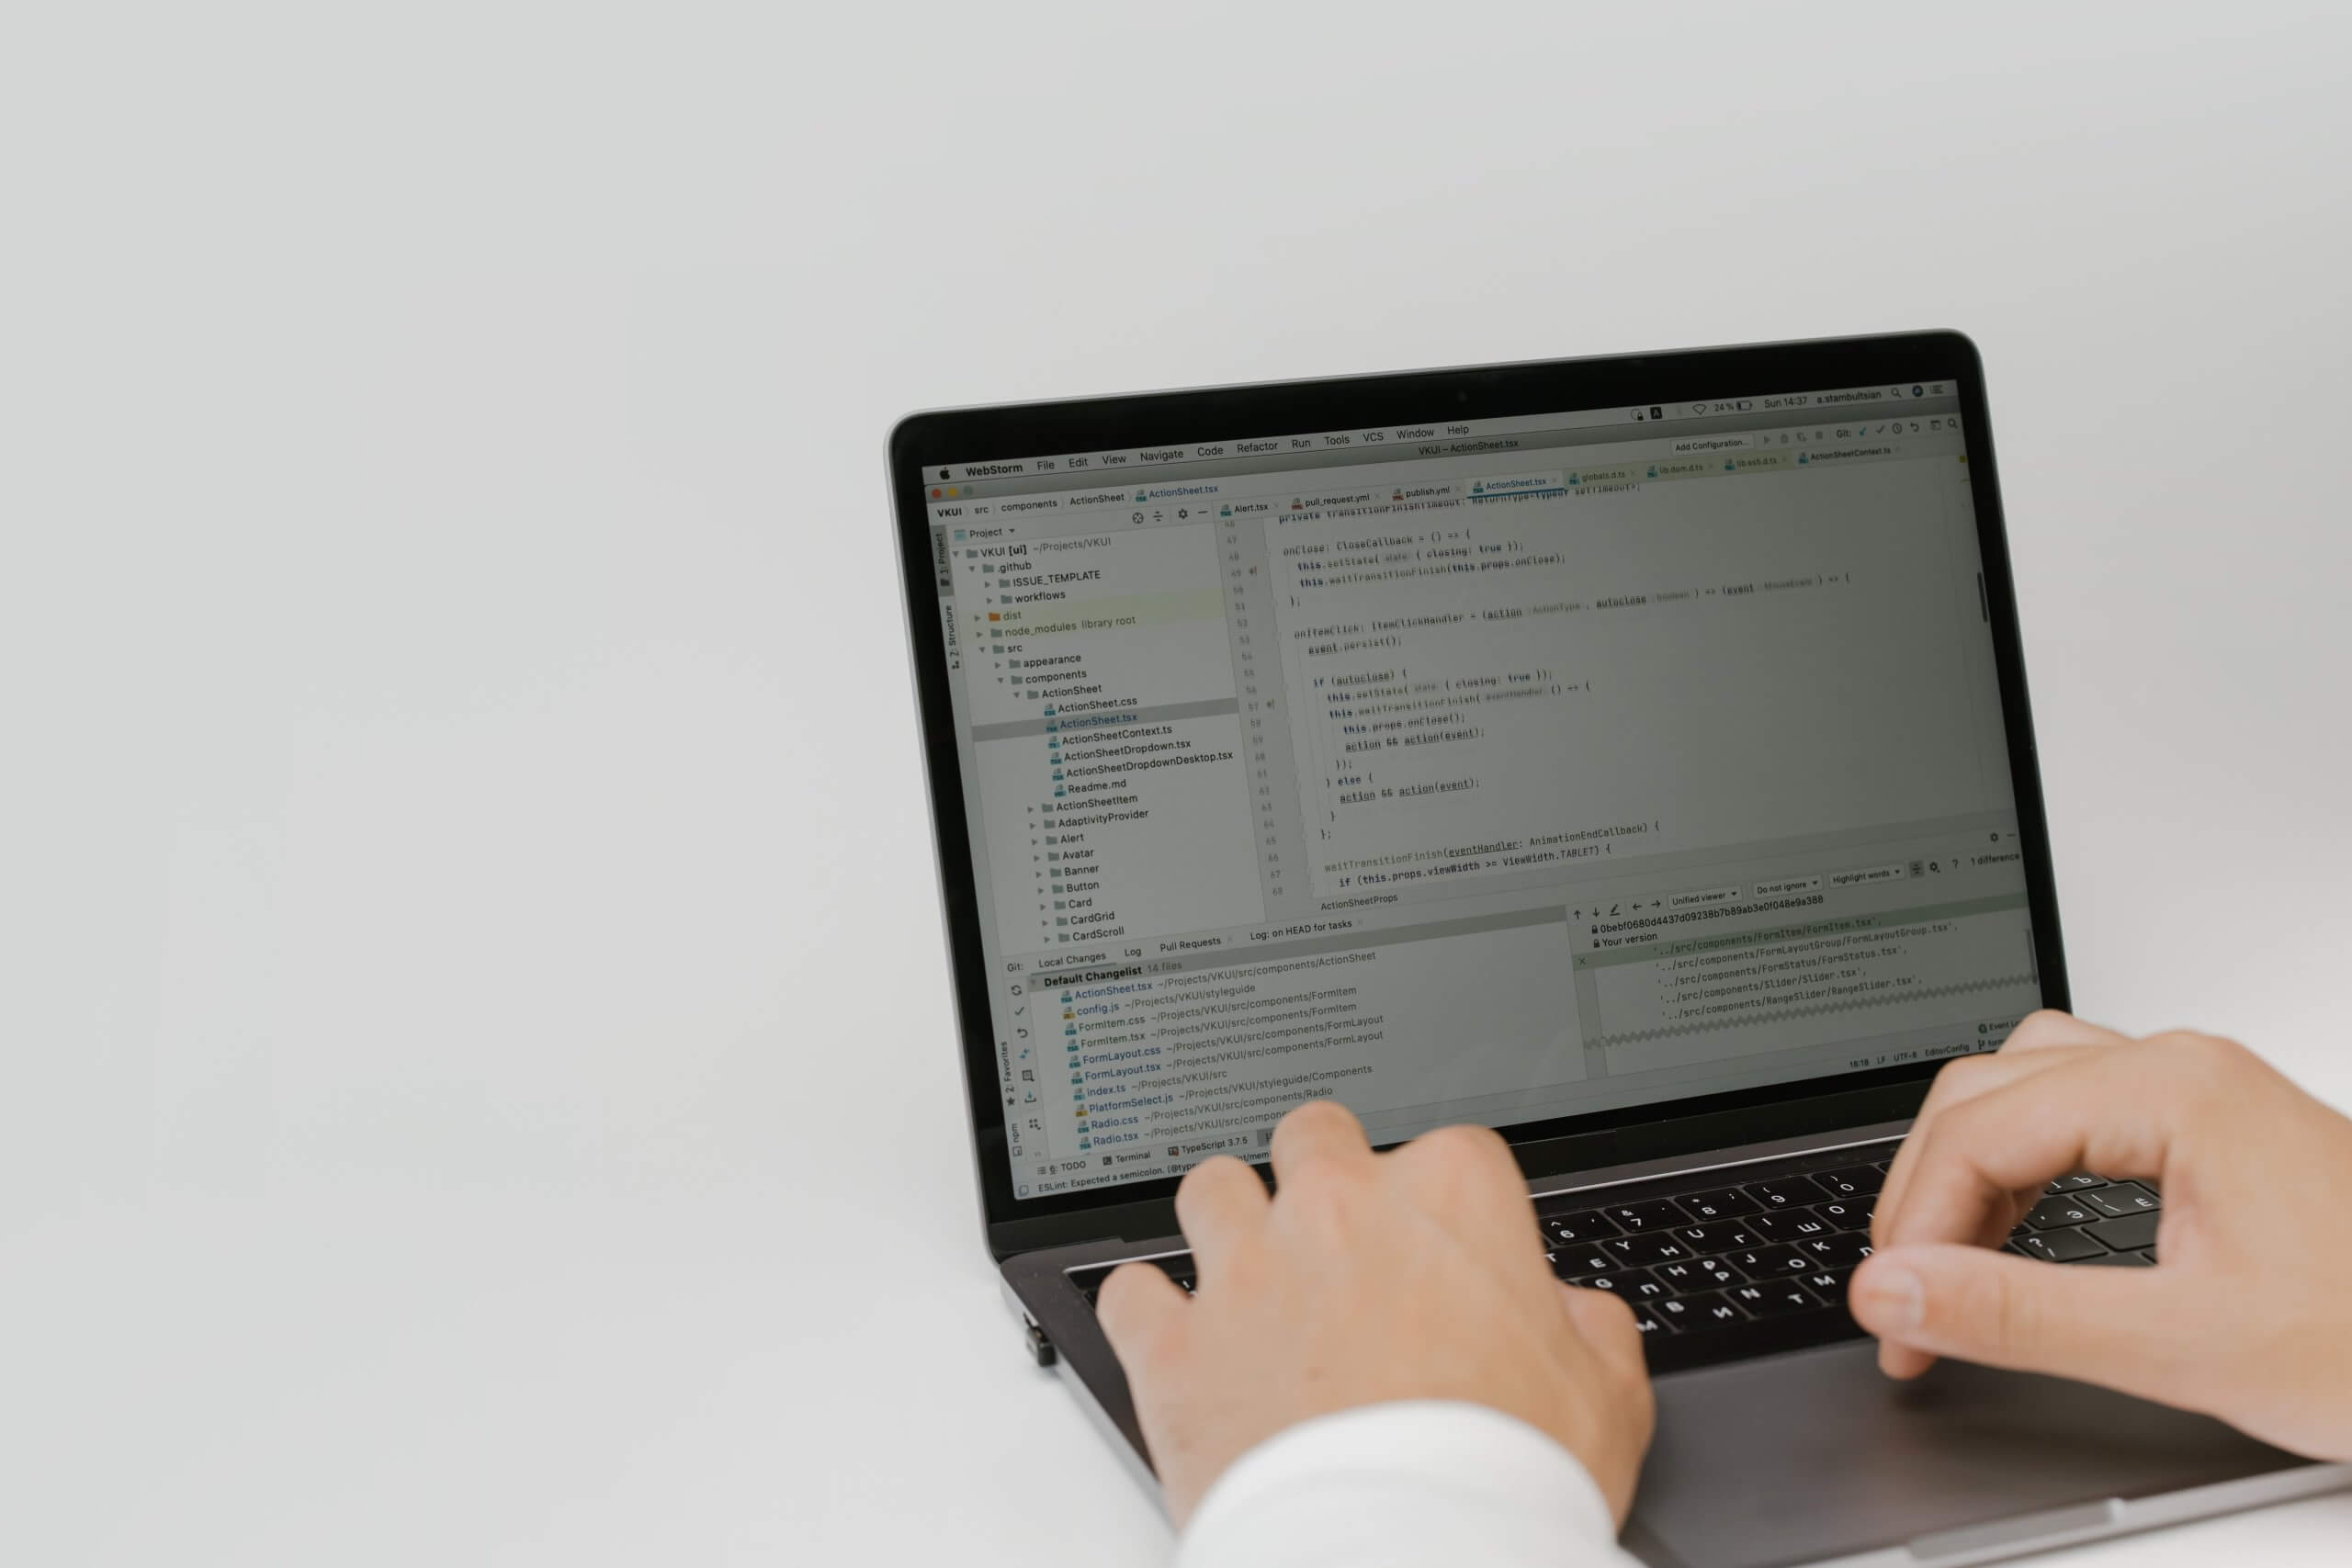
[1178,1400,1623,1562]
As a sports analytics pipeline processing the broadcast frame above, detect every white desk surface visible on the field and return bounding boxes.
[7,6,2350,1564]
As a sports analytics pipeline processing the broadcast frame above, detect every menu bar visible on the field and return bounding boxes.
[925,379,1959,493]
[932,419,1968,530]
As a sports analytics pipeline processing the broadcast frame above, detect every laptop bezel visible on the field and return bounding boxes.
[888,330,2069,1263]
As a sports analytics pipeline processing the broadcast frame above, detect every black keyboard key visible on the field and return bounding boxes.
[1649,1293,1704,1328]
[1655,1291,1747,1330]
[1605,1199,1690,1232]
[2085,1213,2160,1253]
[1727,1279,1822,1316]
[2025,1195,2100,1229]
[1566,1270,1645,1296]
[2082,1183,2160,1218]
[1749,1208,1838,1244]
[2045,1172,2109,1192]
[1676,1187,1762,1221]
[1670,1222,1759,1254]
[1694,1291,1754,1326]
[1542,1210,1623,1246]
[1650,1259,1714,1293]
[1725,1244,1813,1276]
[1815,1165,1885,1198]
[1801,1233,1874,1269]
[1627,1299,1674,1336]
[1551,1246,1618,1278]
[1800,1269,1853,1300]
[1744,1176,1829,1209]
[1815,1200,1871,1232]
[2016,1226,2105,1262]
[1686,1256,1745,1288]
[2078,1248,2154,1267]
[1602,1234,1690,1268]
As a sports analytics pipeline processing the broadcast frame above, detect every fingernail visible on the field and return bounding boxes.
[1854,1261,1924,1331]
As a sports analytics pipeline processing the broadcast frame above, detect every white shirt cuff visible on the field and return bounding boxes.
[1173,1400,1637,1568]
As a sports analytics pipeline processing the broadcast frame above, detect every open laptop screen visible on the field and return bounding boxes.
[916,377,2040,1202]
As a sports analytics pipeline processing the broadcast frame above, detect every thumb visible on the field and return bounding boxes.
[1560,1280,1646,1384]
[1851,1244,2184,1396]
[1093,1259,1189,1375]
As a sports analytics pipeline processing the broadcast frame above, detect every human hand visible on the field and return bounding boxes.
[1095,1100,1654,1527]
[1853,1010,2352,1461]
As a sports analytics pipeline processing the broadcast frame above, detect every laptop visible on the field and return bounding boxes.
[886,333,2346,1566]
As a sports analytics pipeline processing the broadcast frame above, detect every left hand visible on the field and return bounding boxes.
[1095,1100,1655,1528]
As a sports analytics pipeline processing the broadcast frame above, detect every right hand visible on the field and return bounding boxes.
[1852,1010,2352,1461]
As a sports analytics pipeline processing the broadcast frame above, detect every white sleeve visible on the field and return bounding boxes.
[1172,1400,1641,1568]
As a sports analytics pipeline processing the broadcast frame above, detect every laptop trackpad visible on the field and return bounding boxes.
[1625,1341,2300,1567]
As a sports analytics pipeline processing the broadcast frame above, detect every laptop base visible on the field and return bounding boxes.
[1627,1337,2343,1566]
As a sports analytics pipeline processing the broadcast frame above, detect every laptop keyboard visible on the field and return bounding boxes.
[1065,1145,2162,1375]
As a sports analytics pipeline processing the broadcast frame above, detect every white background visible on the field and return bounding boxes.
[5,4,2349,1563]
